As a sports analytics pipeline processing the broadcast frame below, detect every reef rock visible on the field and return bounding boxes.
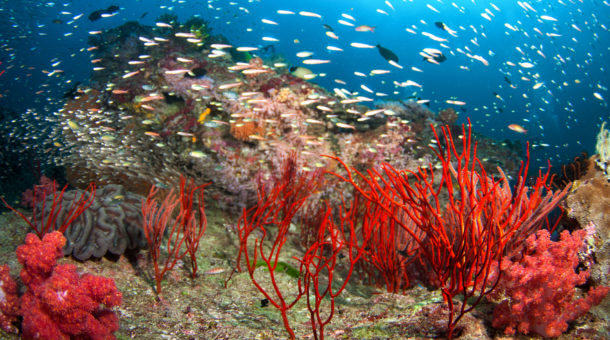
[565,163,610,325]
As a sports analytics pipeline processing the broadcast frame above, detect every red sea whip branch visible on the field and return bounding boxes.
[1,180,96,238]
[234,155,320,339]
[325,122,569,339]
[142,186,188,297]
[178,176,210,278]
[297,197,372,340]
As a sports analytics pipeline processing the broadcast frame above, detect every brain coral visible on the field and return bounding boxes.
[38,184,147,260]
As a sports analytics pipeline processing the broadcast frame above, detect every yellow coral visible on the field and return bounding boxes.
[596,122,609,163]
[595,122,609,179]
[276,87,294,103]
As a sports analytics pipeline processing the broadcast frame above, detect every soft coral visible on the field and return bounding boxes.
[17,231,122,339]
[491,229,609,337]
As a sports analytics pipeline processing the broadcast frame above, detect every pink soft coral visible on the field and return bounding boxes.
[16,231,122,339]
[491,229,609,337]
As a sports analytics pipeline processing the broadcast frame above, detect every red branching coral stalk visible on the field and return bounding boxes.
[297,198,371,340]
[326,121,570,339]
[235,154,321,339]
[358,201,422,293]
[1,180,96,238]
[141,186,187,297]
[178,176,210,278]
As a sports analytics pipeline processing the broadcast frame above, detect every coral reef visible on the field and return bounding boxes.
[4,16,592,339]
[17,231,122,339]
[490,229,609,337]
[52,18,521,212]
[37,184,146,260]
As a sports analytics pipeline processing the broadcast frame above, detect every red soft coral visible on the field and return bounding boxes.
[17,231,65,288]
[16,231,122,340]
[491,229,610,337]
[0,265,19,333]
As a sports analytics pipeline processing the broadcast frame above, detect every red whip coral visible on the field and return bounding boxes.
[491,229,610,337]
[20,175,56,209]
[327,122,570,338]
[16,231,122,340]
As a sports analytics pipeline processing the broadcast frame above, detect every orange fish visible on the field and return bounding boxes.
[144,131,161,138]
[355,25,376,32]
[204,267,225,275]
[508,124,527,134]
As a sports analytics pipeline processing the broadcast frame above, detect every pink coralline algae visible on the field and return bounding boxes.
[16,231,122,340]
[490,229,610,337]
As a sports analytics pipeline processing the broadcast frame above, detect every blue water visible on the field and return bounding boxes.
[0,0,608,176]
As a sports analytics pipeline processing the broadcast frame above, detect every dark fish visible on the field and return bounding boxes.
[63,82,81,100]
[258,44,276,56]
[88,10,104,21]
[423,52,446,63]
[88,5,119,21]
[376,44,399,63]
[140,12,148,19]
[52,19,63,24]
[504,76,512,84]
[184,67,207,79]
[435,21,446,30]
[163,92,184,105]
[323,24,333,32]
